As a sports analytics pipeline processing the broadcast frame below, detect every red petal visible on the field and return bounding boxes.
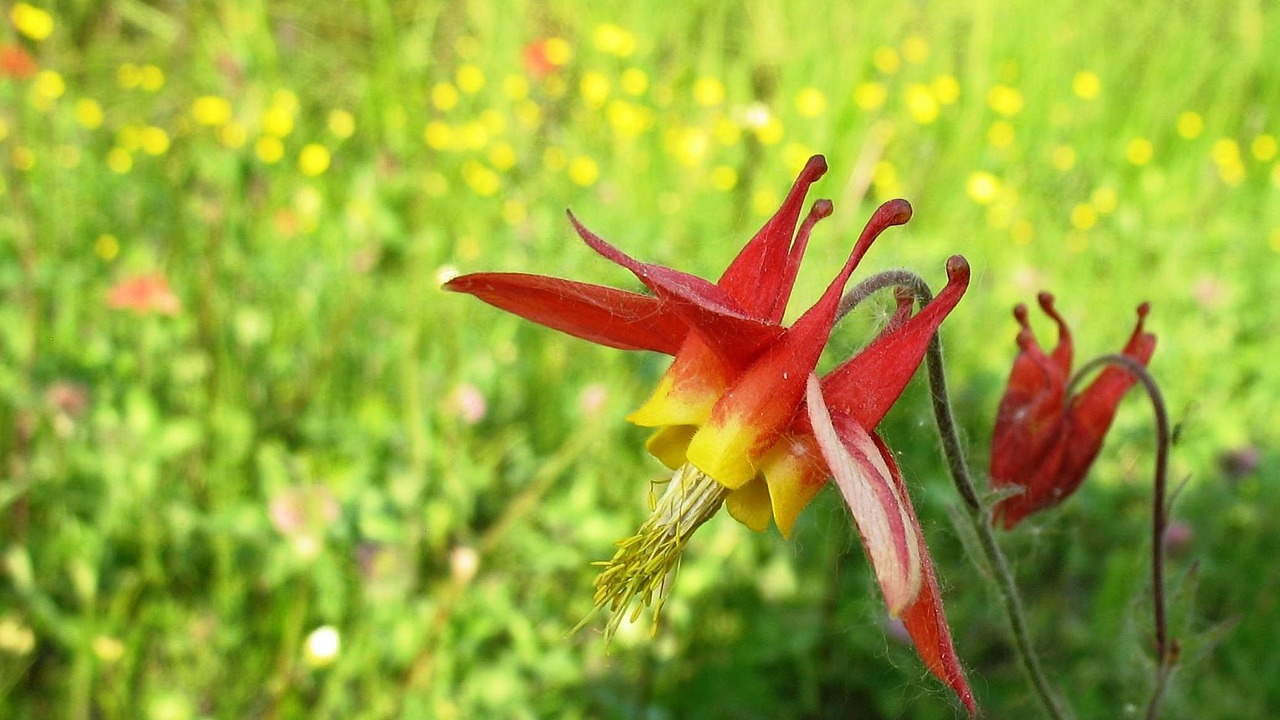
[444,272,688,354]
[568,211,784,364]
[718,155,828,320]
[876,429,976,715]
[821,255,970,429]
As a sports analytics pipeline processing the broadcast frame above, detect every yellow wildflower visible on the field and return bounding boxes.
[966,171,1001,205]
[95,234,120,261]
[905,83,938,124]
[106,147,132,174]
[328,109,355,139]
[255,136,284,164]
[193,96,233,126]
[431,82,459,111]
[594,23,636,57]
[1251,134,1277,162]
[75,99,104,129]
[140,126,169,156]
[932,75,960,105]
[621,68,648,96]
[34,70,65,101]
[139,65,164,91]
[795,87,826,118]
[299,143,331,176]
[1125,138,1153,165]
[568,156,599,187]
[873,46,900,74]
[693,76,725,107]
[710,165,737,191]
[1070,203,1097,230]
[1176,111,1203,139]
[987,85,1024,117]
[456,64,484,94]
[853,82,887,110]
[581,71,610,109]
[262,106,294,138]
[11,3,54,41]
[1071,71,1101,100]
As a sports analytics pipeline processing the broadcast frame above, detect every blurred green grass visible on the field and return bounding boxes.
[1,1,1277,718]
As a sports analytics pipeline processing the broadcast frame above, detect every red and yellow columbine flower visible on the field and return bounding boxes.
[990,293,1157,529]
[447,155,973,712]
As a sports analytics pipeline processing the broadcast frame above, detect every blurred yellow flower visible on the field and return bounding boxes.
[755,115,783,145]
[34,69,65,101]
[544,38,572,66]
[107,147,132,173]
[273,89,299,113]
[462,160,500,196]
[422,121,450,150]
[457,121,488,150]
[1070,203,1097,230]
[1071,71,1101,100]
[139,64,164,91]
[431,82,459,111]
[140,126,169,155]
[116,63,141,89]
[218,122,247,149]
[1126,138,1153,165]
[299,143,331,176]
[328,109,355,139]
[11,3,54,41]
[987,85,1024,117]
[988,120,1015,148]
[543,146,566,171]
[606,100,653,138]
[905,83,938,124]
[12,146,36,171]
[621,68,648,96]
[568,156,599,186]
[581,71,610,108]
[489,141,517,171]
[853,82,887,110]
[693,76,725,107]
[95,233,120,261]
[932,75,960,105]
[502,199,527,225]
[515,99,541,127]
[117,124,142,151]
[795,87,826,117]
[255,136,284,164]
[966,171,1001,205]
[503,74,529,100]
[0,617,35,655]
[193,96,233,126]
[1217,161,1245,186]
[594,23,636,57]
[92,636,124,663]
[1051,144,1076,171]
[1251,133,1277,161]
[712,115,740,145]
[873,46,900,74]
[456,64,484,94]
[751,187,779,216]
[1210,137,1239,165]
[1091,185,1118,214]
[872,160,898,193]
[669,126,709,165]
[75,99,104,129]
[783,142,813,172]
[902,35,929,64]
[1011,218,1034,245]
[262,106,294,138]
[1176,111,1203,139]
[710,165,737,191]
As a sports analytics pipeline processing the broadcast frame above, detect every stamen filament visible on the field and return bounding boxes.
[587,463,729,639]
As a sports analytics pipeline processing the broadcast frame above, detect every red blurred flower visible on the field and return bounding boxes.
[447,155,973,712]
[0,45,37,80]
[990,293,1156,528]
[107,273,181,316]
[522,39,564,77]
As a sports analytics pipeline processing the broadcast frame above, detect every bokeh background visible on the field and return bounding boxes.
[2,1,1277,718]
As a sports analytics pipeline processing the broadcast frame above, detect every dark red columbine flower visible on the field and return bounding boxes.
[446,156,973,713]
[990,293,1157,529]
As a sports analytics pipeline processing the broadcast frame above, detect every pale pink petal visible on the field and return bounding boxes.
[804,374,922,615]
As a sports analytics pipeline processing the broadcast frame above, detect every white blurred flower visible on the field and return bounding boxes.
[304,625,341,667]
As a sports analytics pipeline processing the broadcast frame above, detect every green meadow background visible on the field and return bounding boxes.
[2,1,1277,718]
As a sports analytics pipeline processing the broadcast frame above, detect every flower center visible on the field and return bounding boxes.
[589,462,729,638]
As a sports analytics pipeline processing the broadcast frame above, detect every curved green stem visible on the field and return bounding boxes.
[1069,354,1174,720]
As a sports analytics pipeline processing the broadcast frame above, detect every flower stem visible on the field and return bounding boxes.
[1069,354,1174,720]
[839,271,1070,720]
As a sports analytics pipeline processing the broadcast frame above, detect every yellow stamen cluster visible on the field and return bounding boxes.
[586,463,729,639]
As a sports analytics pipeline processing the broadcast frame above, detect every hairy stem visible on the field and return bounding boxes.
[1069,355,1174,720]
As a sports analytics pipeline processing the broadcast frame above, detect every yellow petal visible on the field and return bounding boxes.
[725,475,772,532]
[758,434,828,538]
[644,425,696,470]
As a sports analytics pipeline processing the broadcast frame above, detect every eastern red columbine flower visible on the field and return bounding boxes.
[106,273,181,316]
[990,293,1157,529]
[446,156,973,712]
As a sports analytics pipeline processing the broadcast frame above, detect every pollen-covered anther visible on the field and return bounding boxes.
[587,463,729,639]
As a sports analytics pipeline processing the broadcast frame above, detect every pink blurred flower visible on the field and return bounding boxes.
[445,383,487,424]
[107,274,181,315]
